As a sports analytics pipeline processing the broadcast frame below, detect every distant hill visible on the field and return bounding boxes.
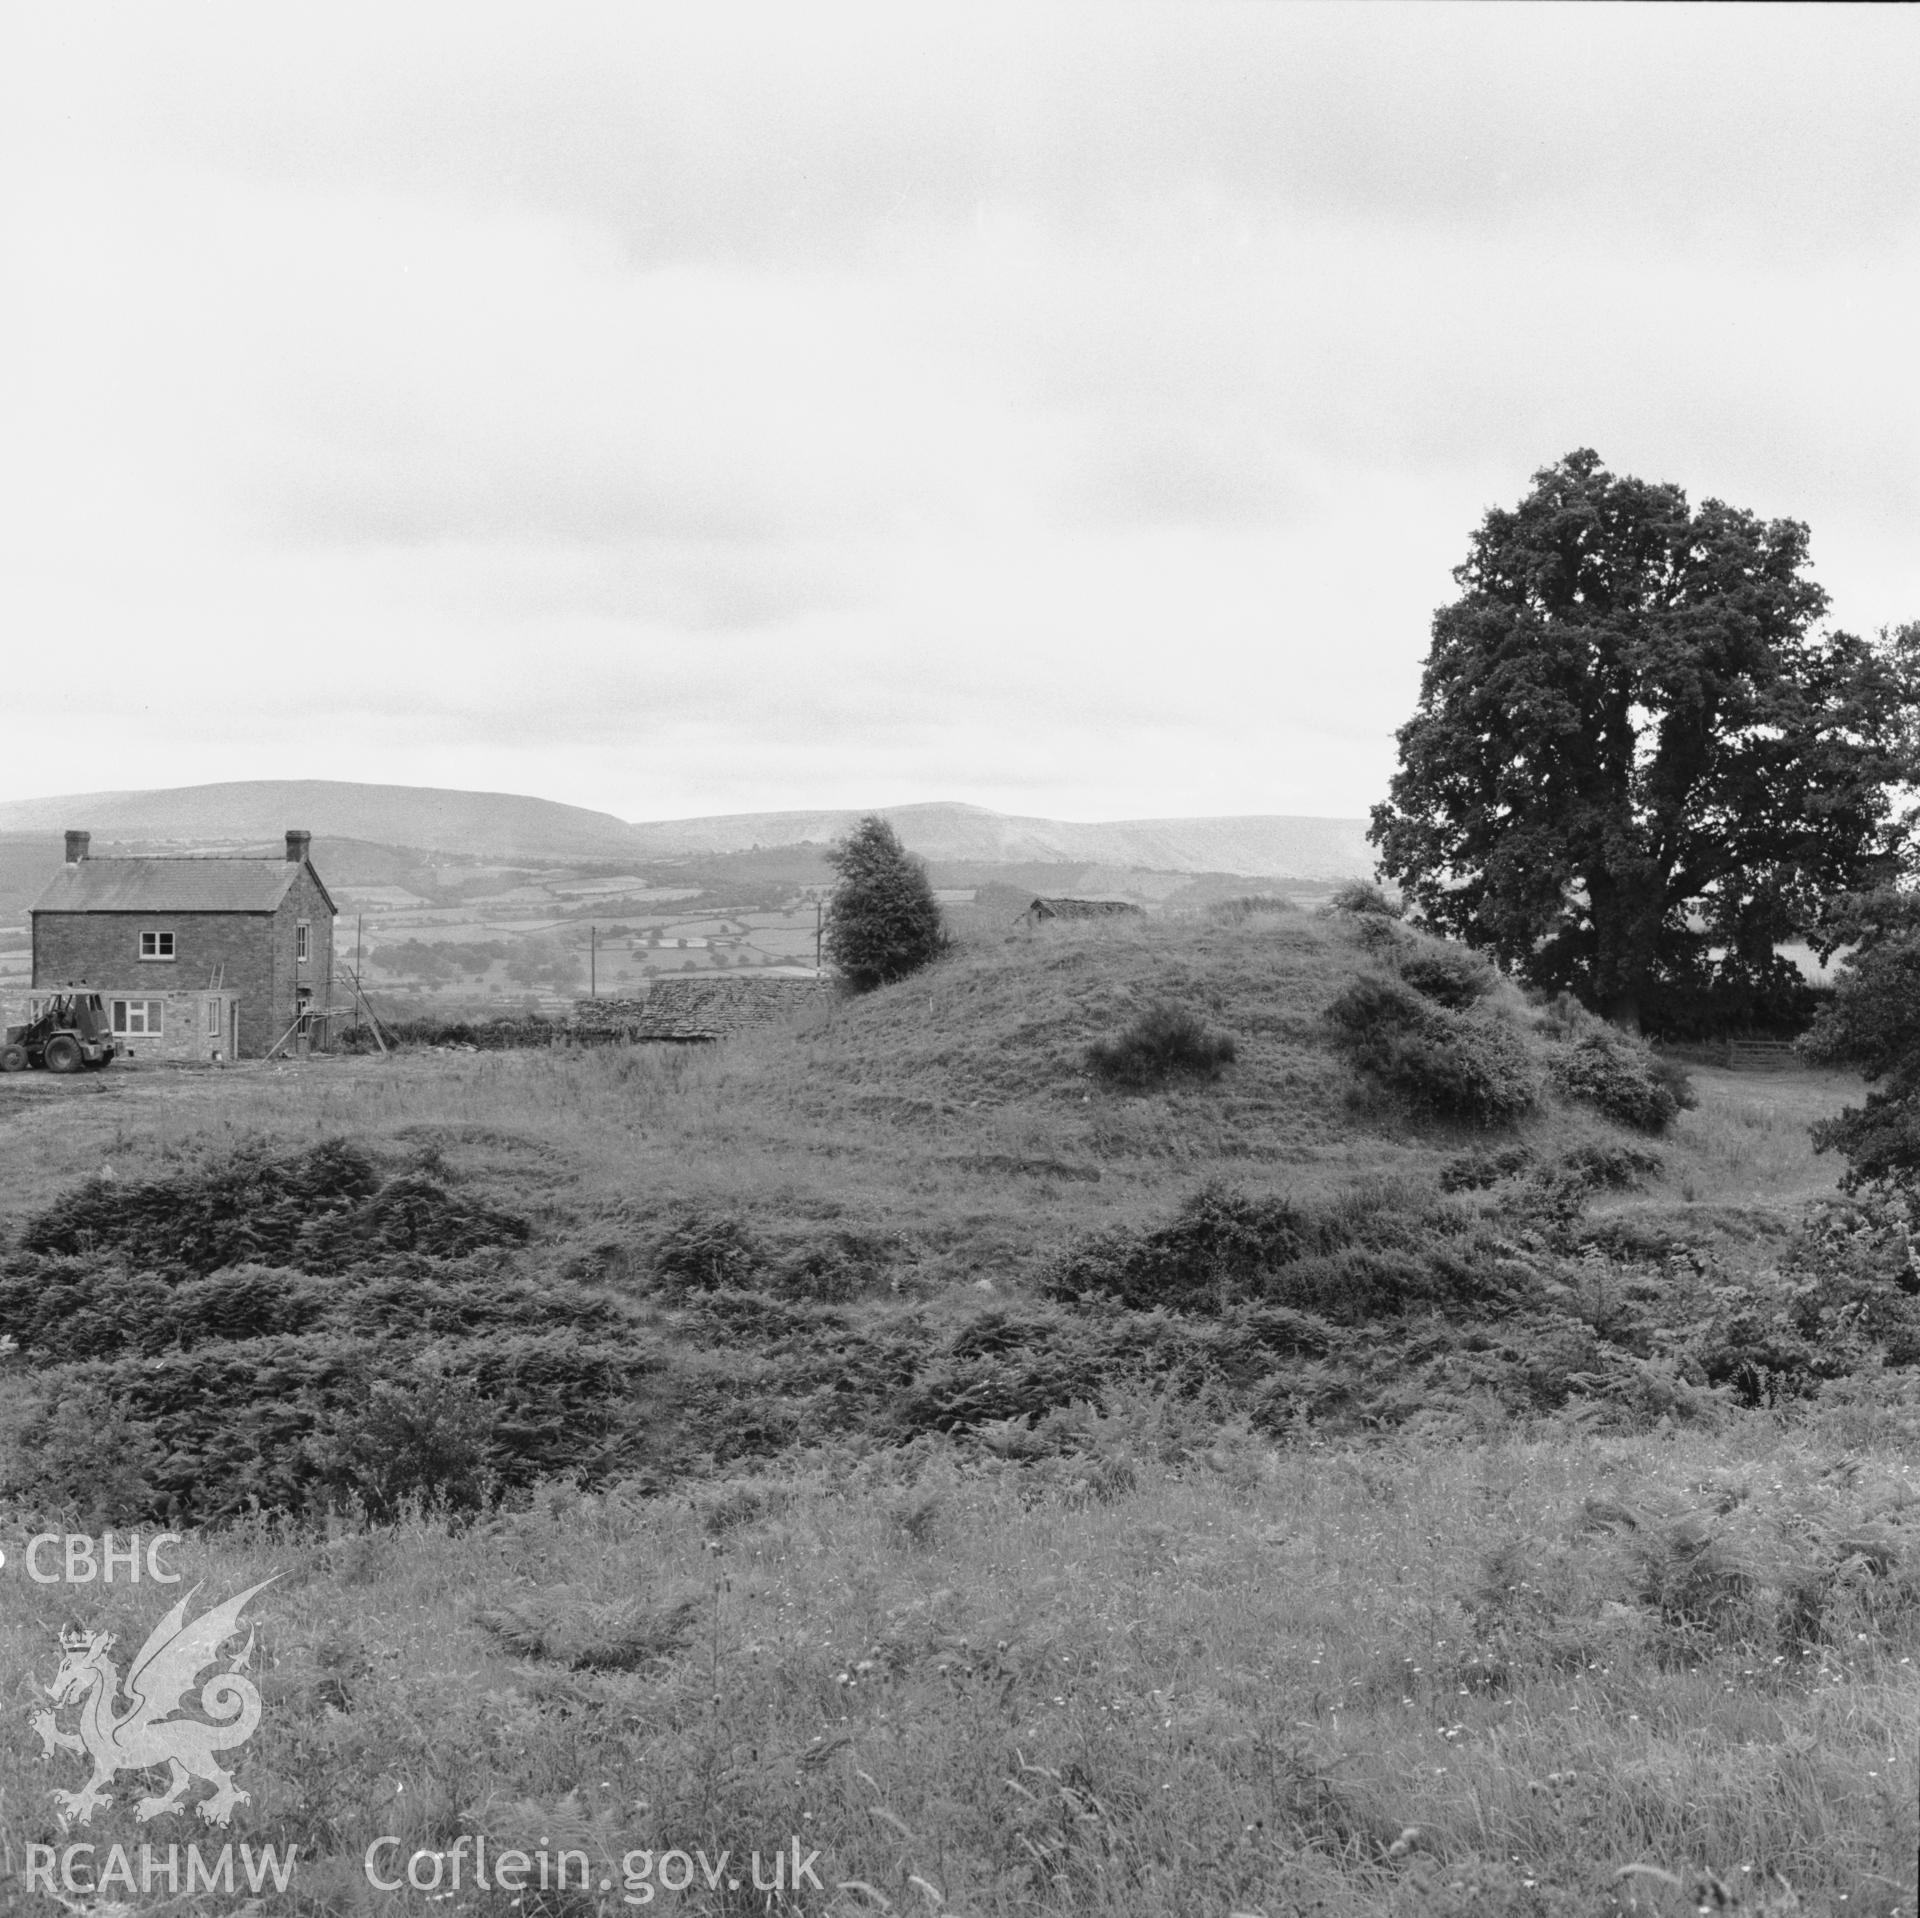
[0,781,637,863]
[623,801,1373,878]
[0,782,1373,881]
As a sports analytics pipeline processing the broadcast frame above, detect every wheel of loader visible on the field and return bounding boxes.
[0,1043,26,1074]
[85,1053,113,1070]
[43,1035,83,1074]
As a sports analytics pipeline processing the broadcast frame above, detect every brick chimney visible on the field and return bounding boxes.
[64,830,90,864]
[285,829,311,864]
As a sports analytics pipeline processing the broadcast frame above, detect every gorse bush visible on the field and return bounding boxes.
[306,1367,501,1521]
[1392,937,1498,1010]
[0,1258,622,1364]
[1207,894,1299,922]
[824,813,948,992]
[0,1138,627,1523]
[1439,1144,1534,1192]
[1686,1193,1920,1405]
[1087,1002,1236,1089]
[16,1138,529,1275]
[1039,1179,1530,1322]
[16,1383,164,1527]
[1328,879,1403,918]
[650,1208,892,1303]
[652,1210,765,1295]
[1324,974,1538,1125]
[1550,1029,1695,1134]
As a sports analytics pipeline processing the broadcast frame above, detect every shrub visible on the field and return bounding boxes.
[824,814,948,992]
[1328,880,1403,918]
[306,1367,500,1521]
[653,1210,766,1294]
[1208,894,1298,922]
[9,1383,162,1526]
[1086,1002,1236,1089]
[1800,895,1920,1191]
[337,1016,559,1053]
[0,1259,630,1366]
[1393,939,1497,1010]
[1439,1145,1533,1192]
[1324,975,1537,1125]
[771,1230,892,1302]
[1550,1030,1694,1134]
[11,1139,527,1277]
[1040,1179,1534,1322]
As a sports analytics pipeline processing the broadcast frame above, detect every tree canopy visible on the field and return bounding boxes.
[1369,449,1920,1033]
[823,814,947,991]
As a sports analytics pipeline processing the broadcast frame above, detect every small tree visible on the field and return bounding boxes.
[824,814,946,991]
[1801,890,1920,1191]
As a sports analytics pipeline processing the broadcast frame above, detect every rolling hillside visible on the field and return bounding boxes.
[0,780,638,862]
[0,782,1373,880]
[622,800,1374,877]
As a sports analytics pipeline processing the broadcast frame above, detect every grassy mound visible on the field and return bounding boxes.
[0,908,1913,1911]
[0,909,1902,1529]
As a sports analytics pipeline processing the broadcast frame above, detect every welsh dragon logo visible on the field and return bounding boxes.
[29,1578,276,1828]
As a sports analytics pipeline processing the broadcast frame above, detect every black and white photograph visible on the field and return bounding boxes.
[1,5,1916,1912]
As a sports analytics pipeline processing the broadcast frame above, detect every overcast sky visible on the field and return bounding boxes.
[3,5,1914,825]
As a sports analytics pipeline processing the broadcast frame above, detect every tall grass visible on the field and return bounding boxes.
[2,1415,1910,1914]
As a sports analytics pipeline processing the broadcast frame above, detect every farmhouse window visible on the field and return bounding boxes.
[138,930,176,960]
[111,999,164,1036]
[295,920,310,963]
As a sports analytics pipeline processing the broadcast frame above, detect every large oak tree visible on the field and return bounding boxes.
[1370,450,1919,1032]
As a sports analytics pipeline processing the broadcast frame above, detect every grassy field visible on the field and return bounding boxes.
[0,908,1914,1915]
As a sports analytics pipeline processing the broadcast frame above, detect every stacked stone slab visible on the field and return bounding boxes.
[568,975,828,1043]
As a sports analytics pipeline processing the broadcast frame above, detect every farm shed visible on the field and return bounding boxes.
[569,974,828,1043]
[31,830,336,1059]
[1020,896,1144,927]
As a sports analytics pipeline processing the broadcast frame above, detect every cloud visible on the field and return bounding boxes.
[1,4,1915,825]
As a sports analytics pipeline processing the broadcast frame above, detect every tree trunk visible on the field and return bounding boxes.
[1588,863,1663,1036]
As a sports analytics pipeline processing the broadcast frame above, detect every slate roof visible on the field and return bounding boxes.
[32,858,335,915]
[569,975,828,1042]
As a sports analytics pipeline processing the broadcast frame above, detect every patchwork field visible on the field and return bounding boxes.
[0,906,1914,1916]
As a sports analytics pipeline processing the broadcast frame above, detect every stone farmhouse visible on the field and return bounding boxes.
[31,830,336,1060]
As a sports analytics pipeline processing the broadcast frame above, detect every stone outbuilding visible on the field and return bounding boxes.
[31,830,336,1059]
[1019,896,1144,928]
